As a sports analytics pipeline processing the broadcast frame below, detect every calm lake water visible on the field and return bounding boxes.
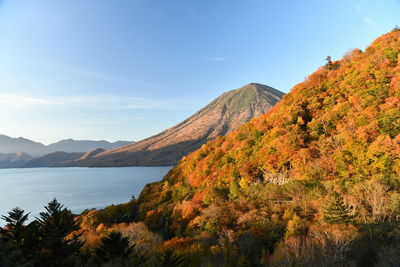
[0,167,172,223]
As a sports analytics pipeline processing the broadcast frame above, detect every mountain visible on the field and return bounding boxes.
[0,135,133,168]
[128,31,400,265]
[45,139,133,154]
[71,83,284,166]
[0,153,33,168]
[78,148,106,160]
[22,152,85,168]
[0,135,133,155]
[0,134,46,155]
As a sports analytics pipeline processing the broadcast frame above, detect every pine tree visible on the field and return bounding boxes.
[322,192,354,224]
[0,208,32,266]
[0,207,29,246]
[95,231,132,262]
[36,199,83,266]
[324,56,334,70]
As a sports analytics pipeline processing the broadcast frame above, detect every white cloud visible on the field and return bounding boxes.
[363,16,383,31]
[0,94,179,110]
[2,56,164,90]
[354,5,361,13]
[0,95,56,107]
[207,56,227,61]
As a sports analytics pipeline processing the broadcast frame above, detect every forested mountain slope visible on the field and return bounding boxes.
[131,30,400,266]
[162,31,400,187]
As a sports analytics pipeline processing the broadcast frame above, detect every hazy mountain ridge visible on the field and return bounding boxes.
[71,83,284,166]
[45,139,133,154]
[0,134,46,155]
[0,135,133,156]
[0,135,134,168]
[0,152,33,168]
[22,152,86,168]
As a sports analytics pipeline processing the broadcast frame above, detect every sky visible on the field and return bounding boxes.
[0,0,399,144]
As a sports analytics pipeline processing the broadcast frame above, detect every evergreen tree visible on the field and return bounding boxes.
[95,231,132,262]
[36,199,83,266]
[324,56,334,70]
[0,207,29,246]
[322,192,354,224]
[22,221,42,262]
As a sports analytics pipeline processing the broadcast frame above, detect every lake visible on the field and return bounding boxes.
[0,166,172,224]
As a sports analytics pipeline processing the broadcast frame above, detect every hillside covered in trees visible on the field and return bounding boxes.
[135,30,400,265]
[1,30,399,266]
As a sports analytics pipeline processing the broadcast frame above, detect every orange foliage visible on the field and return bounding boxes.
[162,237,194,250]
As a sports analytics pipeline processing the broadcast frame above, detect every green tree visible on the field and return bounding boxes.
[322,192,354,224]
[325,55,334,69]
[0,207,29,246]
[228,180,241,200]
[36,199,83,266]
[95,231,132,262]
[377,108,400,138]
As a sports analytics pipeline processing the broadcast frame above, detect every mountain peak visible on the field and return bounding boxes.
[71,83,284,166]
[242,82,270,89]
[201,83,284,115]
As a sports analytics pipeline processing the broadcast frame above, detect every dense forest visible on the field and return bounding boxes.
[1,30,399,266]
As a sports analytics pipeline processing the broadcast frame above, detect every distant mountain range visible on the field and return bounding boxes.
[0,153,33,168]
[69,83,284,166]
[44,139,132,154]
[0,136,133,168]
[0,135,46,156]
[0,135,133,156]
[21,152,85,168]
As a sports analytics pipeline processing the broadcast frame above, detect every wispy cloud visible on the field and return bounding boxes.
[0,94,179,110]
[2,56,164,89]
[0,95,55,107]
[363,16,383,31]
[353,6,383,32]
[207,57,227,61]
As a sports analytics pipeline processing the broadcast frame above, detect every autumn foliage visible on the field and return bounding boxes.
[135,31,400,266]
[1,31,400,266]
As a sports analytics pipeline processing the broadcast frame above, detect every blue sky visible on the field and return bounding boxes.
[0,0,399,144]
